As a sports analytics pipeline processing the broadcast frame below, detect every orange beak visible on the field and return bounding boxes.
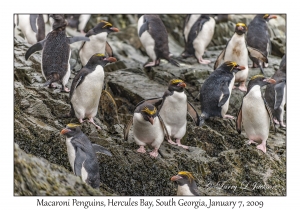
[148,116,154,125]
[60,128,71,135]
[177,82,186,88]
[105,57,117,63]
[238,65,246,70]
[264,78,276,84]
[171,175,182,181]
[110,27,119,32]
[268,15,277,19]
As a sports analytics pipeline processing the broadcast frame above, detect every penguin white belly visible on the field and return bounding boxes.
[18,14,37,45]
[133,113,164,148]
[65,137,76,173]
[159,92,187,139]
[221,76,235,117]
[80,33,108,66]
[138,16,156,62]
[242,86,270,141]
[62,49,72,86]
[81,161,88,183]
[224,34,248,82]
[193,17,215,59]
[184,15,201,42]
[177,184,194,196]
[279,85,286,121]
[71,66,104,119]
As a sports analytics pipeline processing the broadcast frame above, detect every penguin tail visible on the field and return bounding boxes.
[42,73,60,87]
[169,58,180,67]
[199,112,208,127]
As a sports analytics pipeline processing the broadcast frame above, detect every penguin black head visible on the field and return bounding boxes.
[60,123,82,138]
[86,53,117,67]
[262,14,277,21]
[93,20,119,34]
[219,61,246,74]
[49,14,67,30]
[247,74,276,93]
[168,79,186,92]
[140,104,158,125]
[235,23,247,35]
[171,171,200,195]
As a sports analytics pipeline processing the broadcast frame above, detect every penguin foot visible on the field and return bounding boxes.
[248,139,256,145]
[198,58,211,64]
[238,85,247,92]
[256,143,267,153]
[144,62,156,67]
[48,83,57,88]
[87,118,102,130]
[61,86,70,93]
[149,148,159,158]
[224,115,235,119]
[176,139,189,149]
[167,139,177,145]
[137,146,146,154]
[263,62,269,68]
[273,119,279,124]
[280,121,286,128]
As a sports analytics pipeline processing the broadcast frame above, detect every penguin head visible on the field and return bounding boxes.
[168,79,186,92]
[171,171,195,185]
[256,14,277,22]
[60,123,82,138]
[219,61,246,74]
[140,104,158,125]
[49,14,67,29]
[235,23,247,35]
[248,75,276,90]
[86,53,117,67]
[93,20,119,34]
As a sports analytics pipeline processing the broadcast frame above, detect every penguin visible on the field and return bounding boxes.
[137,15,179,67]
[265,54,286,127]
[78,20,119,66]
[182,14,215,64]
[214,23,268,91]
[123,103,168,158]
[199,61,246,126]
[25,14,89,92]
[171,171,200,196]
[132,79,200,149]
[60,123,112,188]
[15,14,46,45]
[65,14,91,33]
[236,75,277,153]
[246,14,277,73]
[69,54,117,129]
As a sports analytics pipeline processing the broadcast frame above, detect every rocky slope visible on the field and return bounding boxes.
[14,14,286,196]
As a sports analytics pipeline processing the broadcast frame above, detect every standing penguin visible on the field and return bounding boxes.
[171,171,200,196]
[182,14,215,64]
[236,75,276,153]
[246,14,277,73]
[133,79,200,149]
[124,103,168,158]
[137,15,179,67]
[65,14,91,33]
[25,14,89,92]
[214,23,268,91]
[199,61,246,126]
[69,54,117,129]
[60,123,112,188]
[15,14,46,45]
[79,20,119,66]
[265,54,286,127]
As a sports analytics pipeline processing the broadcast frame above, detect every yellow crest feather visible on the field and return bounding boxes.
[141,106,157,115]
[236,22,247,30]
[263,14,269,19]
[225,61,238,71]
[178,171,195,183]
[96,53,105,57]
[66,123,81,128]
[250,74,265,80]
[170,79,184,84]
[100,20,112,28]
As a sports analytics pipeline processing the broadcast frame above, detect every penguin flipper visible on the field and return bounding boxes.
[214,49,225,70]
[247,46,268,64]
[105,41,114,57]
[218,82,230,107]
[30,14,38,33]
[274,81,286,110]
[135,97,164,112]
[187,101,200,126]
[236,101,243,134]
[138,17,149,37]
[158,114,170,141]
[195,16,210,34]
[92,144,112,156]
[100,90,120,124]
[74,147,86,176]
[25,40,45,60]
[69,68,90,100]
[67,36,90,44]
[263,96,277,133]
[124,116,133,141]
